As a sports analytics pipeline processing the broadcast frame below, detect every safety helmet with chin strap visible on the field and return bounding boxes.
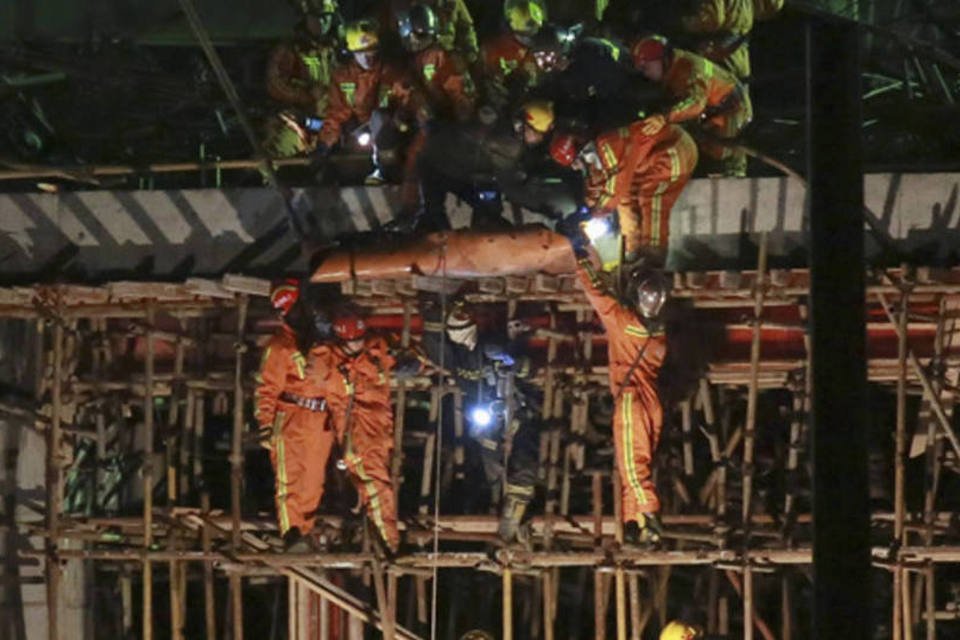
[270,278,301,317]
[631,267,668,320]
[332,311,367,341]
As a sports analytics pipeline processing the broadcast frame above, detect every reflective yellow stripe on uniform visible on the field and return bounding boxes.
[346,446,391,542]
[340,82,357,106]
[621,392,648,506]
[275,411,291,533]
[292,352,306,379]
[651,147,682,245]
[625,324,651,338]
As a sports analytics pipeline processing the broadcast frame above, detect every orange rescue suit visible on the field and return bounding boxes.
[480,32,538,110]
[661,49,752,167]
[681,0,755,79]
[412,46,476,122]
[266,42,337,114]
[322,336,401,551]
[577,260,667,519]
[319,59,422,148]
[320,58,426,208]
[585,121,698,253]
[255,325,337,536]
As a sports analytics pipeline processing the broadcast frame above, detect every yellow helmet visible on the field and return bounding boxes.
[344,19,379,52]
[659,621,704,640]
[521,99,554,133]
[504,0,546,36]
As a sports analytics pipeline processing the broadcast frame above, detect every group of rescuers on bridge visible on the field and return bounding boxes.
[256,1,783,637]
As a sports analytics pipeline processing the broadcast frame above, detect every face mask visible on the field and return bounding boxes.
[447,322,478,351]
[354,50,378,70]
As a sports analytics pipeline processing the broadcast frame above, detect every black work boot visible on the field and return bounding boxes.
[623,513,663,548]
[283,527,312,553]
[497,491,532,547]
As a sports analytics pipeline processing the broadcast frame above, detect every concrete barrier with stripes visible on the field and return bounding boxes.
[1,173,959,281]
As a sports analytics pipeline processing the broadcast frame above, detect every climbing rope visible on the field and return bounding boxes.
[430,239,448,640]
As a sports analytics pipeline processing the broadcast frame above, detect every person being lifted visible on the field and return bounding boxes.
[630,34,752,177]
[548,117,698,267]
[567,234,669,546]
[254,280,339,552]
[317,18,426,209]
[263,0,343,160]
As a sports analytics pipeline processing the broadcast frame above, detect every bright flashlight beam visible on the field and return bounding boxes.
[356,131,372,147]
[469,406,494,429]
[583,217,611,242]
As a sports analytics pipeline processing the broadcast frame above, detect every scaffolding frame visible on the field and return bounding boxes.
[3,264,960,639]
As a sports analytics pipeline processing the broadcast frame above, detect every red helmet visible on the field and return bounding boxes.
[332,312,367,341]
[549,133,579,167]
[631,35,669,67]
[270,278,300,316]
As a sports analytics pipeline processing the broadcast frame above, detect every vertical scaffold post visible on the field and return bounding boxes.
[894,286,909,640]
[230,294,249,639]
[143,301,156,640]
[806,13,870,640]
[46,316,62,640]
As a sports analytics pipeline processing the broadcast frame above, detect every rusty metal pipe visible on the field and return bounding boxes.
[311,227,577,283]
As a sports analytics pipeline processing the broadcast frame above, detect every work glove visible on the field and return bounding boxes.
[557,213,590,259]
[254,424,274,451]
[640,114,667,136]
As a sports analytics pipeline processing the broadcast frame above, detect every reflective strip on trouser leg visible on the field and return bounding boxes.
[275,431,291,535]
[621,392,649,513]
[345,446,394,546]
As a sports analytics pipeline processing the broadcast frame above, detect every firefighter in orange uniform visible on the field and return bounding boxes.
[255,280,338,552]
[573,252,668,545]
[398,3,476,123]
[679,0,755,80]
[322,310,420,553]
[318,18,425,206]
[479,0,545,112]
[631,35,752,177]
[549,121,698,265]
[263,0,342,159]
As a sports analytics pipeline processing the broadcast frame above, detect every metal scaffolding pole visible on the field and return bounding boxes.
[806,14,871,640]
